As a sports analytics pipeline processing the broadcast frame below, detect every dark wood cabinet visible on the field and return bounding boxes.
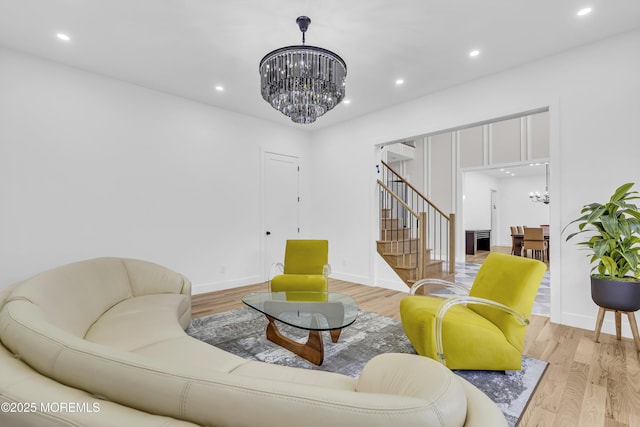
[465,230,491,255]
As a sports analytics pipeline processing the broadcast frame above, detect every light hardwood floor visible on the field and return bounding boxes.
[192,279,640,427]
[466,246,550,268]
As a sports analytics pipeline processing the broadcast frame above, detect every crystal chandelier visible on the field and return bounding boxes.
[259,16,347,124]
[529,163,550,204]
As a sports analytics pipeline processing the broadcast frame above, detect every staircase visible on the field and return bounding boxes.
[376,161,455,288]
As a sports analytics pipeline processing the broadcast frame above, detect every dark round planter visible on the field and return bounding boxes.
[591,276,640,312]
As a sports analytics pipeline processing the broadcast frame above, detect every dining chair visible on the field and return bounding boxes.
[522,227,547,261]
[516,225,525,234]
[509,226,518,254]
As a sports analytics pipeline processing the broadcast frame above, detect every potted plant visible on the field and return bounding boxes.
[564,182,640,312]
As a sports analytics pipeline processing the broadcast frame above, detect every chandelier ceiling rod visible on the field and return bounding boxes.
[297,16,310,44]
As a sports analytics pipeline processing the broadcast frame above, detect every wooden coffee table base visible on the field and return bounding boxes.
[265,315,342,365]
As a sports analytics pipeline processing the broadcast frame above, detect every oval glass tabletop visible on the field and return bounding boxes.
[241,292,359,331]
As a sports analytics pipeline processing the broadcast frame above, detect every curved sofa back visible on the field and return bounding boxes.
[1,301,468,427]
[1,300,469,426]
[0,257,497,427]
[4,257,190,338]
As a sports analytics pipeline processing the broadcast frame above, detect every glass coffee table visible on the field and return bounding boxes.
[241,292,359,365]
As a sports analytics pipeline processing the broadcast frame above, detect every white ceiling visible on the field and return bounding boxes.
[472,163,548,179]
[1,0,639,130]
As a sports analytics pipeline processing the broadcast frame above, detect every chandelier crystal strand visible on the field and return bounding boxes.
[529,163,550,204]
[259,16,347,124]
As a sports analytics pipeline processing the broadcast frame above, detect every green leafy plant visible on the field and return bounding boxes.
[564,183,640,280]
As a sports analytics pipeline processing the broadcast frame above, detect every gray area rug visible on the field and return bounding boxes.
[187,307,547,427]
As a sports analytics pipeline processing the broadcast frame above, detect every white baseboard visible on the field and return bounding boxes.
[192,275,263,295]
[560,310,635,339]
[331,272,408,293]
[329,271,371,286]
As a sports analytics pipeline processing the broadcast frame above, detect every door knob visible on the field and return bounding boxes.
[266,231,271,235]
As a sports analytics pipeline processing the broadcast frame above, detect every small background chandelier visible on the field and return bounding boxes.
[259,16,347,124]
[529,163,550,204]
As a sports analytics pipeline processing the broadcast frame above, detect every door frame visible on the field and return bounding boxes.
[490,189,498,247]
[260,149,301,282]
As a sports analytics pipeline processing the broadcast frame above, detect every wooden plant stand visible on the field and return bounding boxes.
[594,307,640,352]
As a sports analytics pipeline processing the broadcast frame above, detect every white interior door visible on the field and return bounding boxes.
[490,189,498,247]
[263,152,300,280]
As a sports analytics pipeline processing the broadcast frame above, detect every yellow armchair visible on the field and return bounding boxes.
[270,240,331,295]
[400,253,546,370]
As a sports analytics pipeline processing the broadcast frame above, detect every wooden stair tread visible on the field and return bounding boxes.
[393,259,443,271]
[376,239,419,245]
[379,250,419,255]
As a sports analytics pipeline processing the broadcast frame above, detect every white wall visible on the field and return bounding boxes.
[462,172,550,247]
[0,47,310,293]
[463,172,497,230]
[497,175,550,246]
[310,29,640,337]
[2,28,640,339]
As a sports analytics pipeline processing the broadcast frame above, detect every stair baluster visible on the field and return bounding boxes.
[376,161,455,288]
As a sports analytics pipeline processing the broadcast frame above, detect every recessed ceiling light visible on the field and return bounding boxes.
[395,79,404,86]
[343,99,351,104]
[215,86,224,92]
[577,7,592,16]
[469,50,480,57]
[56,33,71,42]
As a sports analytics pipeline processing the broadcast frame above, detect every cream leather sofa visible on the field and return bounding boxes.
[0,257,507,426]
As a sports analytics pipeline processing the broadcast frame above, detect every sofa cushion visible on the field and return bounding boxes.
[6,258,133,337]
[133,336,248,374]
[84,293,190,351]
[81,293,251,374]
